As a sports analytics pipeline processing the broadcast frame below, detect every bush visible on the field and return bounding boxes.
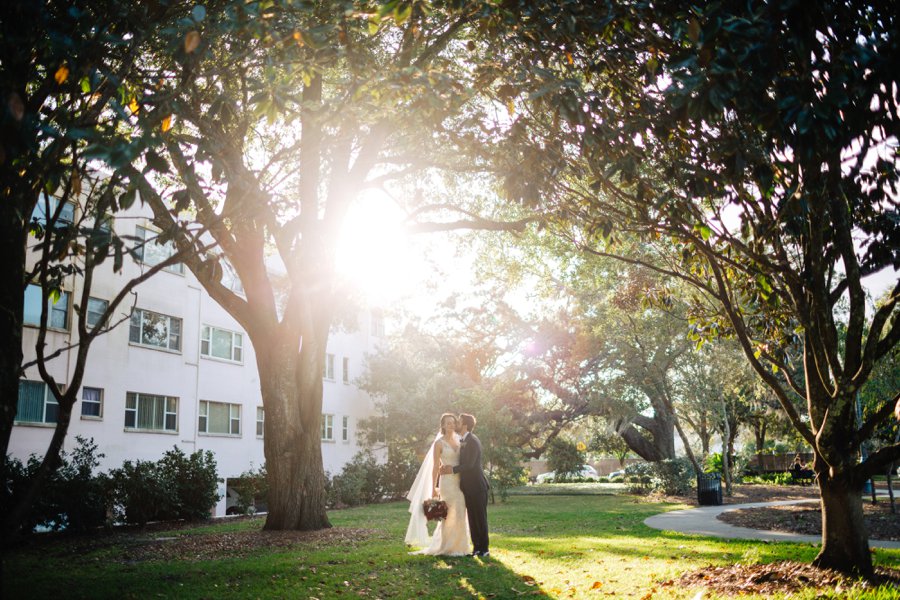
[229,463,268,514]
[704,452,723,474]
[158,447,219,520]
[331,451,385,507]
[54,437,109,531]
[624,459,696,496]
[108,447,219,525]
[651,458,695,496]
[624,462,654,495]
[380,450,418,501]
[2,437,108,533]
[742,472,793,486]
[108,459,169,526]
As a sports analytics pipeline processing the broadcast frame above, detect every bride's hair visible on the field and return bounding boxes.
[439,412,457,435]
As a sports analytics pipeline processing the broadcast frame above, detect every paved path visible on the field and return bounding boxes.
[644,499,900,549]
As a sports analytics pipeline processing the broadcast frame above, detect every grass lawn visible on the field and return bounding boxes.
[4,486,899,599]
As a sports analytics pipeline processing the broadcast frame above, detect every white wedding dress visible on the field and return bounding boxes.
[406,436,470,556]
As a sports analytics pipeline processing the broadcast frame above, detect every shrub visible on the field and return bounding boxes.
[229,463,268,514]
[108,447,219,525]
[158,447,219,520]
[380,449,418,501]
[2,437,108,533]
[108,459,169,526]
[54,437,109,531]
[624,459,697,496]
[331,451,385,507]
[704,452,724,474]
[624,462,654,495]
[651,458,696,496]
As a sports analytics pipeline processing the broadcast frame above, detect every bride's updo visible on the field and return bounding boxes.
[439,413,458,435]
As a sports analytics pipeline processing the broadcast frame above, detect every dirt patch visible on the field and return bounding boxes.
[677,561,900,597]
[118,526,382,562]
[642,483,820,507]
[19,518,382,563]
[718,501,900,541]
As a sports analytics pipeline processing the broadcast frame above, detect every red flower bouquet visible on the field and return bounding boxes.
[423,498,448,521]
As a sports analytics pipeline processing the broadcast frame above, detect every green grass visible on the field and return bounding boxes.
[4,488,899,599]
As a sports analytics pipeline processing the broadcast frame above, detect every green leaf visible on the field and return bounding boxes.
[80,77,91,93]
[144,150,170,174]
[119,187,137,211]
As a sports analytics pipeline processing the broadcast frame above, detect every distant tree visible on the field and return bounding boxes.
[545,438,584,482]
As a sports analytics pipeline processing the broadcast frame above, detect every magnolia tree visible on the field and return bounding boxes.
[490,0,899,575]
[0,0,196,549]
[120,0,547,530]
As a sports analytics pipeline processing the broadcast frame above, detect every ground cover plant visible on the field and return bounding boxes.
[3,487,899,599]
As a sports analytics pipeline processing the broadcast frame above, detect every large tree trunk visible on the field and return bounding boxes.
[259,335,331,531]
[616,412,675,462]
[0,202,26,461]
[814,472,872,577]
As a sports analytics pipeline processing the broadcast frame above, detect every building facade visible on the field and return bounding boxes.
[11,199,384,516]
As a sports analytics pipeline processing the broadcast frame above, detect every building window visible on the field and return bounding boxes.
[371,312,385,337]
[24,285,70,330]
[135,225,184,274]
[31,194,75,225]
[16,380,59,424]
[200,325,243,362]
[321,414,334,441]
[323,353,335,380]
[256,407,264,438]
[81,387,103,419]
[342,357,349,384]
[129,308,182,351]
[86,297,108,328]
[342,415,350,442]
[199,401,241,435]
[125,392,178,432]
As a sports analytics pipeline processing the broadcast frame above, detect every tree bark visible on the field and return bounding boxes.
[258,334,331,531]
[813,474,872,577]
[0,200,27,463]
[616,412,675,462]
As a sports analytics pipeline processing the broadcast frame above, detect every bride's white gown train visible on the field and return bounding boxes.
[408,438,469,556]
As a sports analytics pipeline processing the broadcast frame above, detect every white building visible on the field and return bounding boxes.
[10,198,384,516]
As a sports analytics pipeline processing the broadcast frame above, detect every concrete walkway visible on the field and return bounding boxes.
[644,499,900,549]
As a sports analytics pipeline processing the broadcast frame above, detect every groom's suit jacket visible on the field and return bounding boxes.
[454,432,489,494]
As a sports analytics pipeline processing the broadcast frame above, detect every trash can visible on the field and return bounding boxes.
[697,472,723,506]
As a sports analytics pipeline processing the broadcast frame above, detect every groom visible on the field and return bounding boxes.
[441,413,490,557]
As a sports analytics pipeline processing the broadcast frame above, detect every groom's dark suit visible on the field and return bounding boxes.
[453,431,490,554]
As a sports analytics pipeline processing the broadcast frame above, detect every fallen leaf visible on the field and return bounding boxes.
[590,581,603,589]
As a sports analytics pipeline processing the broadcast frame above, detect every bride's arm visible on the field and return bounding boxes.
[431,442,442,497]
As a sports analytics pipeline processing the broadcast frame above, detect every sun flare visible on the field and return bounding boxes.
[336,193,422,304]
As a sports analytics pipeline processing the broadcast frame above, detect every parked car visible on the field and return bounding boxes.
[607,469,626,480]
[535,464,599,483]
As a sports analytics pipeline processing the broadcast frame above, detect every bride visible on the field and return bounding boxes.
[405,413,469,555]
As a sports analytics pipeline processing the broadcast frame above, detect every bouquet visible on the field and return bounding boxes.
[423,498,448,521]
